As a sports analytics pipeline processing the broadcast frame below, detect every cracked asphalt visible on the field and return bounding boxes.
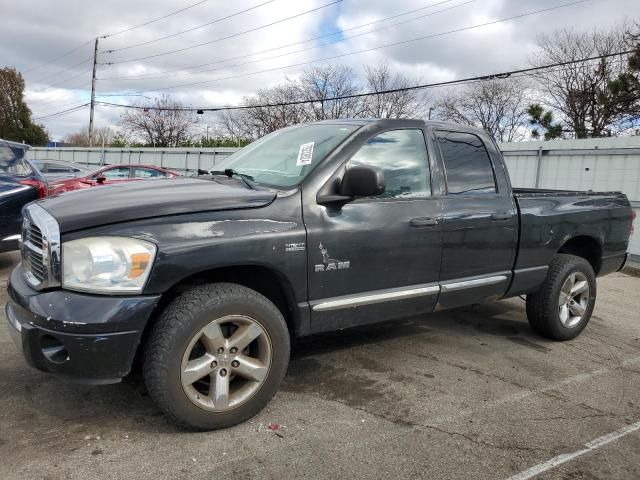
[1,249,640,480]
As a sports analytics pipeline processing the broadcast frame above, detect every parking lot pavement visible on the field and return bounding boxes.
[1,251,640,480]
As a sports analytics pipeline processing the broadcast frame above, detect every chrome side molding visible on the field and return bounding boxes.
[311,272,512,312]
[312,284,440,312]
[440,275,508,293]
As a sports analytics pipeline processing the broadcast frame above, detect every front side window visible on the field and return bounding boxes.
[347,129,430,199]
[99,167,131,180]
[217,124,358,188]
[436,131,496,195]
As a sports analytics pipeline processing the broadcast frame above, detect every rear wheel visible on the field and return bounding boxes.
[526,254,596,341]
[143,283,290,430]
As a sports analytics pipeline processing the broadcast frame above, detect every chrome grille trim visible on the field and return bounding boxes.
[21,204,61,290]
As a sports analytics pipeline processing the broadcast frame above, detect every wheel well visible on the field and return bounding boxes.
[130,265,297,377]
[558,236,602,274]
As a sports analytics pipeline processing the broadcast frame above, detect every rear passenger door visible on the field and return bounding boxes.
[433,129,517,308]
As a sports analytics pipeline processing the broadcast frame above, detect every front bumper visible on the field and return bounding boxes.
[6,265,161,384]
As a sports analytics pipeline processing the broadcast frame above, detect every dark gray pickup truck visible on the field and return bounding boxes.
[6,119,633,430]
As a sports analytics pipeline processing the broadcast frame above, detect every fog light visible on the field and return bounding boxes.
[40,335,69,364]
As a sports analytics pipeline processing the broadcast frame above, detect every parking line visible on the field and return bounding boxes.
[506,421,640,480]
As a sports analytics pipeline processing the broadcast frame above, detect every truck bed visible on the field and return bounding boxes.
[513,187,624,198]
[511,188,630,293]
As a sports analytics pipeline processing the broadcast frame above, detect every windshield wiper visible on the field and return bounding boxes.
[210,169,255,190]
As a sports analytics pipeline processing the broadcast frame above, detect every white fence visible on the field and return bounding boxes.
[27,137,640,258]
[499,136,640,259]
[25,146,238,174]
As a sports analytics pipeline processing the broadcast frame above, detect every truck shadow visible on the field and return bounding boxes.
[3,300,548,437]
[290,299,533,360]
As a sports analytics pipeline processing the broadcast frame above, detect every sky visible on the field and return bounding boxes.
[2,0,639,140]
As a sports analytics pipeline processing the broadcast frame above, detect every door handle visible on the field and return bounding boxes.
[491,212,512,221]
[410,217,438,227]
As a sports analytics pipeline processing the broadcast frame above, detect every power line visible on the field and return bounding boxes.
[33,103,90,121]
[22,39,94,74]
[127,0,593,93]
[26,76,94,111]
[101,0,211,38]
[29,56,92,85]
[33,99,91,116]
[101,0,467,81]
[103,0,344,65]
[95,50,633,113]
[34,65,93,91]
[102,0,277,53]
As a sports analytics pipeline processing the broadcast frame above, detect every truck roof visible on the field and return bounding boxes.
[308,118,485,132]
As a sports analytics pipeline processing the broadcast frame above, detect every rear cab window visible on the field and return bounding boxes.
[435,131,497,195]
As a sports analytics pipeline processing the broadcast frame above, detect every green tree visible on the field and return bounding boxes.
[0,67,48,145]
[608,24,640,126]
[528,104,563,140]
[530,26,630,138]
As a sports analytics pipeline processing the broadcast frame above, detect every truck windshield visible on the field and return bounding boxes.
[217,124,358,188]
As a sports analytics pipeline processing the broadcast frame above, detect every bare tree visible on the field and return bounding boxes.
[64,126,115,146]
[362,64,428,119]
[119,95,198,147]
[218,63,431,141]
[435,79,530,142]
[298,65,363,120]
[219,66,362,139]
[530,25,629,138]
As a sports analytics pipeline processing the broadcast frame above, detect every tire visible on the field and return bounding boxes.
[143,283,290,430]
[526,254,597,341]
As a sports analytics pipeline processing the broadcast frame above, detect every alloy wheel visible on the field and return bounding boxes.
[180,315,272,412]
[558,272,590,328]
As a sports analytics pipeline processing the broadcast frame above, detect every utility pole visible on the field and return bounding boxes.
[88,37,99,147]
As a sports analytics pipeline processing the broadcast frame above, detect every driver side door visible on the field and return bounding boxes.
[303,127,443,334]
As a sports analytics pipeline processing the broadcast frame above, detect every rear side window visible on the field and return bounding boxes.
[0,145,31,176]
[133,168,166,178]
[435,131,496,195]
[347,129,430,199]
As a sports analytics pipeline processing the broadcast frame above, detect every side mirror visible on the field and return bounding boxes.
[317,165,385,205]
[95,175,106,184]
[340,165,385,197]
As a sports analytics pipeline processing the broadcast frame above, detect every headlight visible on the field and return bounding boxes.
[62,237,157,294]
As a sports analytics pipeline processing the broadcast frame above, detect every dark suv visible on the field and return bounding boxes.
[0,139,47,253]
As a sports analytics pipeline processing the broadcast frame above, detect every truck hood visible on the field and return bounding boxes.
[38,177,277,232]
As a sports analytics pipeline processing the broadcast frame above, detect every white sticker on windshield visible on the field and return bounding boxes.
[296,142,314,166]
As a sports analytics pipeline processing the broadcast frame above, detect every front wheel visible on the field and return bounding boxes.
[526,254,597,341]
[143,283,290,430]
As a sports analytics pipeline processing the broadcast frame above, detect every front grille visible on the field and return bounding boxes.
[21,204,61,290]
[26,223,44,250]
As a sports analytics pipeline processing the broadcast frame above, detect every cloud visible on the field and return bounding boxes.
[2,0,637,139]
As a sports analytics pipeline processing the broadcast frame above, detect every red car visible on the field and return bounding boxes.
[49,164,180,195]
